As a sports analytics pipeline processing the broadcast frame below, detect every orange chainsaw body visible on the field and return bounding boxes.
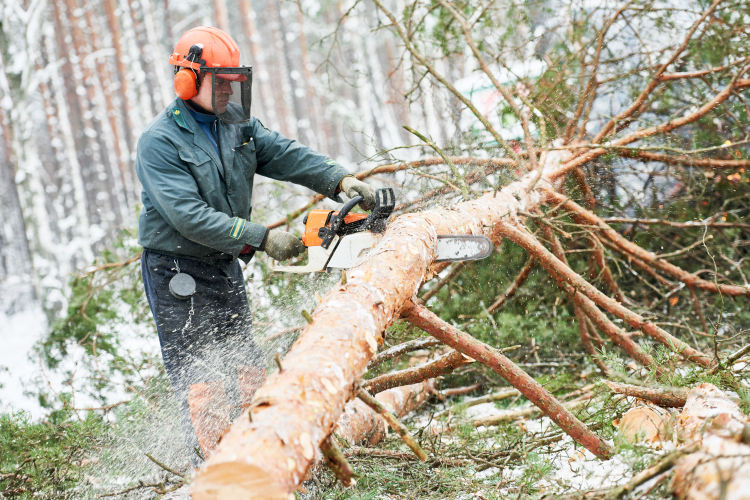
[301,210,368,246]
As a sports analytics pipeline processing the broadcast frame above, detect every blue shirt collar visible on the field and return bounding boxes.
[185,103,217,124]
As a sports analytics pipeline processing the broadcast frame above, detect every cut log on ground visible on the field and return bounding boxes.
[617,405,672,443]
[671,383,750,500]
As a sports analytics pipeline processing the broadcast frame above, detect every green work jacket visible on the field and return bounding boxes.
[135,98,350,263]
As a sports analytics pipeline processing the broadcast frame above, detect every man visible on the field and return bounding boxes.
[135,26,375,467]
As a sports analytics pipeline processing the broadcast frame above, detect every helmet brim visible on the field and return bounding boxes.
[216,73,248,82]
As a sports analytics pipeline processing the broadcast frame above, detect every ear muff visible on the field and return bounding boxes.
[174,68,198,100]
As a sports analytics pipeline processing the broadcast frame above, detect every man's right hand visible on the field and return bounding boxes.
[263,230,306,261]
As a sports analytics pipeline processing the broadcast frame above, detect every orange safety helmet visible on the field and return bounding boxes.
[169,27,253,123]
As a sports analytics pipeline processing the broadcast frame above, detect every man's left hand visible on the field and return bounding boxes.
[340,177,376,211]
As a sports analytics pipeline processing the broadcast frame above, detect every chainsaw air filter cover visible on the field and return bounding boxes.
[169,272,196,300]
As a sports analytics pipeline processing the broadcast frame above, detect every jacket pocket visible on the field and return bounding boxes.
[235,139,257,179]
[179,148,218,200]
[179,148,212,167]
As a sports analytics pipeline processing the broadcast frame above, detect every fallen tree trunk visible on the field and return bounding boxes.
[193,154,558,500]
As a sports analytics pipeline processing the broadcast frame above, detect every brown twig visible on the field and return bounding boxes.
[363,349,473,395]
[547,190,750,297]
[551,70,749,181]
[592,0,724,143]
[603,217,750,230]
[357,388,428,462]
[367,337,443,369]
[320,435,356,487]
[487,257,535,313]
[344,447,466,466]
[620,150,750,168]
[145,453,188,480]
[420,261,470,302]
[441,382,483,397]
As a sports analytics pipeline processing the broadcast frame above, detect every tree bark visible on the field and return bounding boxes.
[192,163,553,499]
[319,435,355,487]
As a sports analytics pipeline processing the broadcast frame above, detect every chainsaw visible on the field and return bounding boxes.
[271,188,493,273]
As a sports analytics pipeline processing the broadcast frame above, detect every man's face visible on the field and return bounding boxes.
[189,72,233,114]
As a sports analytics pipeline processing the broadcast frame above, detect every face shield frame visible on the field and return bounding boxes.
[201,66,253,124]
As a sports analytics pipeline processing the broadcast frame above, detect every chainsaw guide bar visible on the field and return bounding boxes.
[271,188,495,273]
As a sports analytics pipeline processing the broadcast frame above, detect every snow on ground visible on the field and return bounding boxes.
[0,299,50,417]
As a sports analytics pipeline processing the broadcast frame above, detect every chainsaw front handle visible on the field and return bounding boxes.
[319,196,364,249]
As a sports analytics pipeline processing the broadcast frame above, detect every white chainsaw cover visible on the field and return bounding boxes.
[327,232,383,271]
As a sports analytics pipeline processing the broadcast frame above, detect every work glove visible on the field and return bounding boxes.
[263,229,306,261]
[340,176,376,211]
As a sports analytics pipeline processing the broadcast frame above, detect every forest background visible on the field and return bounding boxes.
[0,0,749,498]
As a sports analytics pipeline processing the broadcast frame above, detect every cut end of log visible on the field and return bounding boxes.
[192,462,290,500]
[618,406,671,443]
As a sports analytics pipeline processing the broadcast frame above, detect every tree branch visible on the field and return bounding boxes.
[401,301,613,459]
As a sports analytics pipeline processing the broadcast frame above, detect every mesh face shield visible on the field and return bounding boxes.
[205,67,253,124]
